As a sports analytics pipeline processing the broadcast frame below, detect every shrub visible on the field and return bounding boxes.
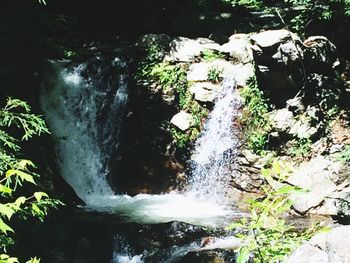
[0,98,62,263]
[229,160,327,263]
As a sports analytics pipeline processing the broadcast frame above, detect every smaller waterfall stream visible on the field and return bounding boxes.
[189,77,242,204]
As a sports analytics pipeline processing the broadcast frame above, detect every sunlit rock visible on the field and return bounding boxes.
[251,29,300,48]
[220,33,253,63]
[189,82,221,102]
[289,226,350,263]
[170,111,195,131]
[166,37,204,62]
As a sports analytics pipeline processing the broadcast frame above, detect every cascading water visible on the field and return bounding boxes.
[189,77,242,204]
[40,57,243,228]
[40,58,128,204]
[40,55,244,262]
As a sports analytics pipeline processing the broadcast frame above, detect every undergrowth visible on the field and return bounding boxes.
[229,160,328,263]
[240,77,271,155]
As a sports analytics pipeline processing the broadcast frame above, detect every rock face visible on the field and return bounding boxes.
[288,226,350,263]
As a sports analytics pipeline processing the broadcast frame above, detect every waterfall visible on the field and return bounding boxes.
[189,77,242,204]
[40,57,242,227]
[40,58,128,204]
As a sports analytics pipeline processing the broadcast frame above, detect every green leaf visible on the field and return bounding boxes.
[15,196,26,206]
[237,247,250,263]
[0,204,15,220]
[6,170,35,184]
[0,184,12,195]
[26,257,40,263]
[0,218,14,234]
[34,192,48,201]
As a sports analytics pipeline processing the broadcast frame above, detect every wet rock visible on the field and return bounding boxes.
[187,61,254,87]
[170,111,195,131]
[289,226,350,263]
[189,82,221,102]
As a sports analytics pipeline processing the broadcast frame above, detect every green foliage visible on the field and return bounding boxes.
[240,77,271,154]
[136,44,208,149]
[283,0,350,33]
[207,67,223,84]
[201,50,226,62]
[0,98,62,263]
[333,144,350,162]
[229,160,327,263]
[221,0,263,9]
[288,138,312,158]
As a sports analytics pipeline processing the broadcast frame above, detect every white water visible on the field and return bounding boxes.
[40,59,242,228]
[189,77,242,204]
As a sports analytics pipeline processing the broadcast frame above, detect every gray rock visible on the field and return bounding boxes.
[165,37,204,62]
[287,244,328,263]
[220,33,253,63]
[251,29,300,48]
[189,82,221,102]
[186,60,236,82]
[289,119,318,139]
[287,97,304,114]
[303,36,337,70]
[195,37,222,51]
[288,156,338,214]
[307,226,350,262]
[170,111,194,131]
[272,42,303,68]
[270,109,295,132]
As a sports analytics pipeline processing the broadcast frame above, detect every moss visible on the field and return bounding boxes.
[240,77,271,155]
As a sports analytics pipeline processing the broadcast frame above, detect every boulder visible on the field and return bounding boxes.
[287,156,338,214]
[303,36,338,72]
[270,109,295,132]
[289,119,318,139]
[187,60,236,82]
[287,244,328,263]
[289,226,350,263]
[250,29,300,49]
[189,82,221,102]
[170,111,194,131]
[220,33,253,63]
[165,37,204,62]
[195,37,222,51]
[187,61,254,87]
